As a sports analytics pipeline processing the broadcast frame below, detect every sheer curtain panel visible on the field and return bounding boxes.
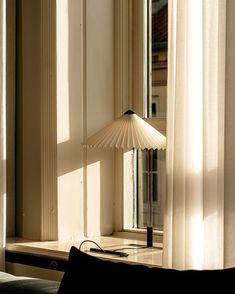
[164,0,226,270]
[0,0,6,271]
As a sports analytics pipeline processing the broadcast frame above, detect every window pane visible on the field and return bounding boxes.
[136,149,165,230]
[150,0,167,119]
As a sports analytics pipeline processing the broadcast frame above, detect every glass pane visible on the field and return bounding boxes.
[136,149,165,230]
[151,0,168,119]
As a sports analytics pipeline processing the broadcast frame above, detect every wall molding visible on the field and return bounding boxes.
[40,0,58,240]
[114,0,133,231]
[114,0,147,231]
[132,0,146,116]
[81,0,88,237]
[6,0,15,237]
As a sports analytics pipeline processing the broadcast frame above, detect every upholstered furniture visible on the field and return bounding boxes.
[1,245,234,293]
[0,271,60,293]
[58,246,234,293]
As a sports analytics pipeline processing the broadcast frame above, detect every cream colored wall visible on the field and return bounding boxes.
[56,0,84,241]
[15,0,115,240]
[6,0,15,237]
[16,0,42,239]
[15,0,58,241]
[86,0,114,236]
[13,0,235,247]
[57,0,114,240]
[225,0,235,268]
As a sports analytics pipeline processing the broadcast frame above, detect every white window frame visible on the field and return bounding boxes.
[113,0,165,244]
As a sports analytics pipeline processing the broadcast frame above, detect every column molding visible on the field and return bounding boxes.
[132,0,146,117]
[114,0,147,231]
[0,0,6,271]
[40,0,58,240]
[81,0,88,237]
[114,0,132,231]
[6,0,16,237]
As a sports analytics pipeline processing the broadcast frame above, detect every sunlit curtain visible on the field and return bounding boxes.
[0,0,6,271]
[163,0,226,270]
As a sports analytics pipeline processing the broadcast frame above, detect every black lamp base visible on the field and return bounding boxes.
[147,226,153,247]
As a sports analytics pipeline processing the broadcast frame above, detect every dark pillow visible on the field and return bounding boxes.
[57,246,169,293]
[58,246,235,293]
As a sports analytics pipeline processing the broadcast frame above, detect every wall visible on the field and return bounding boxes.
[15,0,58,241]
[86,0,114,237]
[6,0,15,237]
[225,0,235,268]
[16,0,42,239]
[10,0,235,253]
[57,0,114,239]
[56,0,84,241]
[15,0,115,240]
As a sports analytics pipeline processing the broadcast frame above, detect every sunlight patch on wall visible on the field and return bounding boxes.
[57,0,70,144]
[87,160,101,236]
[58,168,83,241]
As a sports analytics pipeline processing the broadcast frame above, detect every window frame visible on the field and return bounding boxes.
[113,0,166,243]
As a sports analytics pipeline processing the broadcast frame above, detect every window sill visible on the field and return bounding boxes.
[6,236,162,269]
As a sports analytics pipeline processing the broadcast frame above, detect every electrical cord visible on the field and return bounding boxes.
[79,240,105,252]
[78,239,129,257]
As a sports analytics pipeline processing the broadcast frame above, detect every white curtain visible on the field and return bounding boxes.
[163,0,226,270]
[0,0,6,271]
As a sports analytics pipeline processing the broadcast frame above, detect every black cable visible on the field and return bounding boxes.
[79,240,105,252]
[78,239,129,257]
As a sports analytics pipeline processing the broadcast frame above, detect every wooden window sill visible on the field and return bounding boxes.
[6,236,162,270]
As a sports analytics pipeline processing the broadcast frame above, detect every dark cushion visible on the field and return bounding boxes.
[0,272,59,294]
[58,246,235,293]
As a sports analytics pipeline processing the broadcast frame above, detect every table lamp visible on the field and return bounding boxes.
[83,110,166,248]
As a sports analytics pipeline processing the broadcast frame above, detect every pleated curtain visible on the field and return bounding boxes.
[0,0,6,271]
[163,0,226,269]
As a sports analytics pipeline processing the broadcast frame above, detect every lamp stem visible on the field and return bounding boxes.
[147,149,153,247]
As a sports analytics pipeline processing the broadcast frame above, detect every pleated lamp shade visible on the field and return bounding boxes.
[83,110,166,150]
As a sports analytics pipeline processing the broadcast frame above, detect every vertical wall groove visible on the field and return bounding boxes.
[82,0,87,237]
[40,0,58,240]
[114,0,132,231]
[6,0,16,237]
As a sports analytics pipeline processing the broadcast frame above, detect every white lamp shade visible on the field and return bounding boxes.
[83,110,166,150]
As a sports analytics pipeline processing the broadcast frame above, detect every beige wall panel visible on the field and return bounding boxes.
[57,0,115,239]
[225,0,235,268]
[20,0,42,239]
[86,0,114,236]
[16,0,58,240]
[6,0,15,237]
[57,0,83,240]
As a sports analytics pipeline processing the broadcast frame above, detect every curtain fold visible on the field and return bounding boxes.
[0,0,6,271]
[163,0,226,270]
